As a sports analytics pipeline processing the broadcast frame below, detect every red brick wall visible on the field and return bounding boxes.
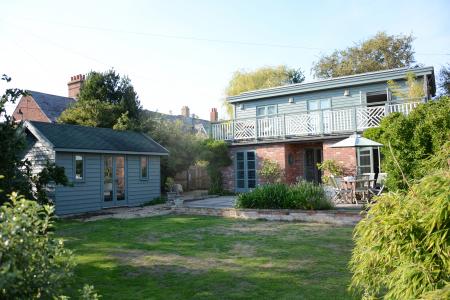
[12,96,50,122]
[222,139,358,192]
[323,140,357,176]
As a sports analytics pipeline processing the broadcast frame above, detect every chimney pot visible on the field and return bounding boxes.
[68,73,86,99]
[181,106,190,118]
[210,107,218,122]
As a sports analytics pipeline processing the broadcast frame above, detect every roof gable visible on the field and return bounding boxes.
[26,121,169,155]
[29,91,76,122]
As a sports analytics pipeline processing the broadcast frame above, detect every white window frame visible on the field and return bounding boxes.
[140,156,149,180]
[74,154,85,182]
[256,105,277,117]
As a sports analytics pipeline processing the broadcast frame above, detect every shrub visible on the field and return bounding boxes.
[363,96,450,191]
[317,159,344,184]
[235,181,332,210]
[258,159,284,184]
[141,196,167,206]
[0,192,100,299]
[0,192,74,299]
[349,170,450,299]
[199,139,232,194]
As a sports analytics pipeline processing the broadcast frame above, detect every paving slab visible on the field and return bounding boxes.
[183,196,236,208]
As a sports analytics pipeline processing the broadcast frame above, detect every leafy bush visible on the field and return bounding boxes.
[317,159,344,184]
[235,182,332,210]
[349,170,450,299]
[199,139,232,194]
[363,96,450,191]
[0,193,100,299]
[258,159,284,184]
[141,196,167,206]
[0,192,74,299]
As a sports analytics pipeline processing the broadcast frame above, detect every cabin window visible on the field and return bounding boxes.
[140,156,148,180]
[256,105,277,117]
[74,155,84,181]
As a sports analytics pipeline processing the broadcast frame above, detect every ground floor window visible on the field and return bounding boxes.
[236,151,256,191]
[357,147,381,174]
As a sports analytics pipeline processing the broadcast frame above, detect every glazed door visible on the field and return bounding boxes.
[304,148,322,183]
[236,151,257,192]
[103,155,127,207]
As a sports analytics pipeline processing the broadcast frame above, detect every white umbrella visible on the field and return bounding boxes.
[329,133,383,148]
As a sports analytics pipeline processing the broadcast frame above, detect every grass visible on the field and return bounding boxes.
[57,215,355,299]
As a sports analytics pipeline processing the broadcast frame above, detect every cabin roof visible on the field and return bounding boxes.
[25,121,169,155]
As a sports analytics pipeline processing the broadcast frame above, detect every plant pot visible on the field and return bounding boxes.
[174,196,184,207]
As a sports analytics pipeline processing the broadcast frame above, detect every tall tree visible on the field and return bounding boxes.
[312,32,415,79]
[438,63,450,95]
[223,65,305,117]
[59,69,142,129]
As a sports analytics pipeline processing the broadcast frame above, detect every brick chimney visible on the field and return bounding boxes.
[181,106,190,117]
[68,74,85,99]
[210,108,218,122]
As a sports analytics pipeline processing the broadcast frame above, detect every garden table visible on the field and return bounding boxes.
[342,177,376,204]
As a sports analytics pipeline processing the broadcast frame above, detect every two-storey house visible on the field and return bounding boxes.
[211,67,436,192]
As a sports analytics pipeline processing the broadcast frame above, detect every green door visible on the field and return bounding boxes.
[236,151,256,192]
[103,155,127,207]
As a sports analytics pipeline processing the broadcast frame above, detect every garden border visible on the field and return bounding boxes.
[172,206,364,225]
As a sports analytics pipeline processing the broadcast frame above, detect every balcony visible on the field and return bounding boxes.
[211,101,420,142]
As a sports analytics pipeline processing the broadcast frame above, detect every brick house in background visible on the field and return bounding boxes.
[12,74,85,123]
[211,67,436,192]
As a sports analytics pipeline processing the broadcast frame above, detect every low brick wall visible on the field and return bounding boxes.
[172,207,363,226]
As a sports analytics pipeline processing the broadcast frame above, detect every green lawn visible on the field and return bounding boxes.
[57,215,355,299]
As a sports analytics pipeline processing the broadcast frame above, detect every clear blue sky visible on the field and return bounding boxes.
[1,0,449,119]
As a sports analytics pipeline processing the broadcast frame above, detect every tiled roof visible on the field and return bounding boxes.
[27,121,168,155]
[28,91,76,122]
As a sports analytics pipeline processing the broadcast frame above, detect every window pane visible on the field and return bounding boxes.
[309,100,319,110]
[320,99,331,109]
[248,179,256,188]
[247,152,255,160]
[237,161,244,170]
[247,161,255,170]
[248,170,256,179]
[237,179,245,188]
[236,152,244,160]
[267,105,276,115]
[140,157,148,178]
[237,171,245,180]
[75,155,83,180]
[104,156,112,202]
[116,157,125,201]
[256,107,266,116]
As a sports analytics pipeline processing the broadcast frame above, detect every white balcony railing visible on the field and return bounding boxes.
[211,101,420,142]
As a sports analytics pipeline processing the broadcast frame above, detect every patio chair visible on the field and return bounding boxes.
[329,175,351,204]
[354,175,370,204]
[368,173,386,199]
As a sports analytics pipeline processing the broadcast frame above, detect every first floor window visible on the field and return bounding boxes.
[140,156,148,180]
[256,105,277,117]
[75,155,84,181]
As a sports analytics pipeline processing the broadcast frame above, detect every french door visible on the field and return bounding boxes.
[304,148,322,183]
[236,151,256,192]
[103,155,127,207]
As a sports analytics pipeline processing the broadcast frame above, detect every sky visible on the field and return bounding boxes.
[1,0,449,120]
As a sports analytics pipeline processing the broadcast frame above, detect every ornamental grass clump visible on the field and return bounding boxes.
[235,181,332,210]
[349,170,450,299]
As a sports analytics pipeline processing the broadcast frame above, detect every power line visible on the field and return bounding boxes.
[11,17,450,56]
